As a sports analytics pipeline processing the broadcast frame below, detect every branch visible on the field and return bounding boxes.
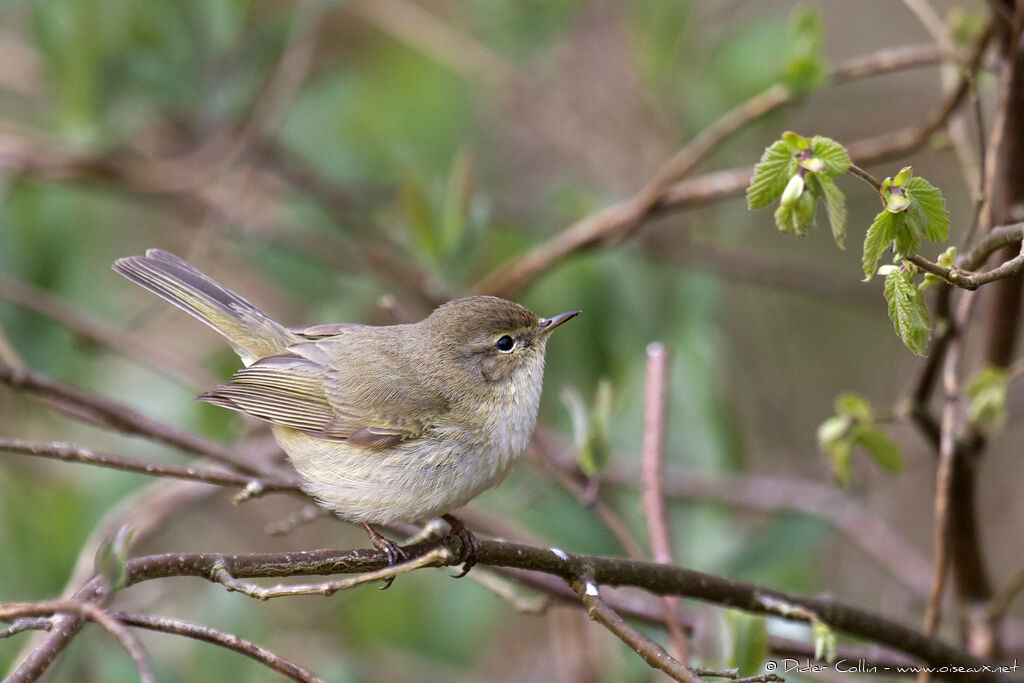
[111,611,323,683]
[0,438,301,497]
[473,83,793,297]
[0,362,285,478]
[0,600,153,683]
[473,36,987,299]
[639,343,691,662]
[0,273,217,391]
[121,544,1018,678]
[906,226,1024,290]
[570,573,701,683]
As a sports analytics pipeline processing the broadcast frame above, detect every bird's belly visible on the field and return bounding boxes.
[272,424,526,525]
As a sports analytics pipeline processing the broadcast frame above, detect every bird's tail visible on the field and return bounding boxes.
[113,249,300,365]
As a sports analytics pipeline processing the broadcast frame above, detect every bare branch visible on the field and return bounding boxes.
[210,547,453,599]
[111,610,324,683]
[0,273,217,390]
[0,362,284,478]
[472,33,989,299]
[0,438,300,494]
[639,343,690,662]
[570,573,701,683]
[0,618,52,639]
[0,600,153,683]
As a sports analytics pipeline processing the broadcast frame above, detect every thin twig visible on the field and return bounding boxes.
[639,343,690,662]
[111,610,324,683]
[570,573,701,683]
[0,618,52,639]
[211,547,454,599]
[475,27,993,299]
[847,163,883,195]
[923,290,977,636]
[0,600,153,683]
[474,83,792,297]
[906,231,1024,290]
[0,273,217,390]
[0,438,301,495]
[0,362,280,477]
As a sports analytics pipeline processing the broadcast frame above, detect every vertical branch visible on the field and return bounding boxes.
[640,342,690,664]
[642,342,674,565]
[923,291,976,637]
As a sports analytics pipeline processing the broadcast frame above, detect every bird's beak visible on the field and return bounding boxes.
[534,310,581,338]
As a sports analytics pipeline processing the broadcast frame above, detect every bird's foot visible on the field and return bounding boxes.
[441,514,479,578]
[360,522,409,590]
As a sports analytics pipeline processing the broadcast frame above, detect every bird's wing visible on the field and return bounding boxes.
[198,337,446,449]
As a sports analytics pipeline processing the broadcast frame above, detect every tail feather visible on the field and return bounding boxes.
[113,249,299,364]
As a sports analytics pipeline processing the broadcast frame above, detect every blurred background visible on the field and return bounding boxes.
[1,0,1019,681]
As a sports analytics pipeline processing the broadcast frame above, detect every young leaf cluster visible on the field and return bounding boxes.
[816,394,902,487]
[746,132,850,247]
[862,167,950,279]
[747,133,954,357]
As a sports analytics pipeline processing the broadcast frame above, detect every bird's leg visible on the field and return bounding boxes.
[360,522,409,590]
[441,514,479,578]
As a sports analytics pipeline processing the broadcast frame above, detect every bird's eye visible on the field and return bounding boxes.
[495,335,515,352]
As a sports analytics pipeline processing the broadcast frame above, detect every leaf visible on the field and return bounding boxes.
[782,131,810,150]
[727,611,769,676]
[817,415,853,487]
[965,367,1010,434]
[783,6,827,94]
[835,393,872,421]
[439,150,474,254]
[816,415,850,447]
[399,170,438,257]
[891,213,920,259]
[775,188,816,235]
[560,382,613,477]
[892,166,913,187]
[851,426,903,473]
[94,525,134,592]
[906,176,949,242]
[812,619,838,663]
[779,173,805,208]
[862,209,897,279]
[818,176,847,248]
[747,139,797,209]
[809,136,851,177]
[884,268,932,356]
[921,247,956,290]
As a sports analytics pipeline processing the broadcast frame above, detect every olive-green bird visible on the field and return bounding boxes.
[114,249,578,574]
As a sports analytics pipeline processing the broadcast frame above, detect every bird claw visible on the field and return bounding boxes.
[361,522,409,590]
[442,514,479,578]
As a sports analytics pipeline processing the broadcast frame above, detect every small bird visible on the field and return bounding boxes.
[114,249,578,577]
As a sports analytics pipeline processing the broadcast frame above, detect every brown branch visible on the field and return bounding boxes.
[474,30,991,299]
[17,536,990,683]
[0,600,153,683]
[0,273,218,390]
[905,226,1024,290]
[111,611,323,683]
[639,343,690,662]
[473,83,792,297]
[570,573,701,683]
[0,362,283,478]
[0,438,301,495]
[119,543,1018,679]
[923,292,975,636]
[0,618,51,639]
